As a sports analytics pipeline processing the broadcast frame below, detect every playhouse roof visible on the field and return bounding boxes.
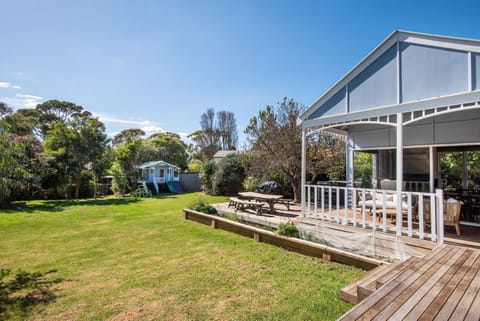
[136,160,180,170]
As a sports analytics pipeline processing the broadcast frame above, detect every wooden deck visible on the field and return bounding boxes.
[338,244,480,321]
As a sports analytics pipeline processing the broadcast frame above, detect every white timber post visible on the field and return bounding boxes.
[429,146,435,193]
[396,113,403,236]
[436,189,444,244]
[346,135,354,208]
[301,126,307,217]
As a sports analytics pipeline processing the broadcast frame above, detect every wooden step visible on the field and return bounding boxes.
[340,254,428,304]
[373,246,445,291]
[340,264,390,304]
[357,256,422,302]
[374,255,422,289]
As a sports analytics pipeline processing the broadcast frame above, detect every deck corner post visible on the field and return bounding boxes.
[436,189,444,244]
[301,126,307,217]
[396,112,403,236]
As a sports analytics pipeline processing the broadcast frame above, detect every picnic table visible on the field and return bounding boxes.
[238,192,283,213]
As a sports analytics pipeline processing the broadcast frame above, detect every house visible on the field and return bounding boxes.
[298,30,480,244]
[212,150,238,163]
[136,160,180,194]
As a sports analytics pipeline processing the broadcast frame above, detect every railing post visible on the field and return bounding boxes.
[430,194,437,242]
[436,189,444,244]
[407,192,413,237]
[336,187,340,223]
[396,112,403,236]
[328,187,332,222]
[418,194,424,240]
[301,128,306,217]
[352,188,357,227]
[306,185,312,217]
[382,191,387,232]
[320,186,325,219]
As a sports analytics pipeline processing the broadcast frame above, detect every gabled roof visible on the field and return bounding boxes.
[136,160,180,169]
[299,30,480,122]
[212,150,238,158]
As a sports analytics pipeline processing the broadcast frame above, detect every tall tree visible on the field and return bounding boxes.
[35,100,84,138]
[217,110,238,150]
[111,136,143,195]
[2,108,38,136]
[44,111,109,198]
[140,132,188,169]
[200,108,219,158]
[0,131,31,208]
[190,108,238,159]
[0,102,12,119]
[110,128,146,195]
[245,98,303,201]
[112,128,146,146]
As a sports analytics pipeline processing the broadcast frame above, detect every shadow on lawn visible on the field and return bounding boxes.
[0,269,64,320]
[7,197,142,214]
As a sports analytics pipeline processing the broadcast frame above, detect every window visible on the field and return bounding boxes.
[159,169,165,177]
[174,169,179,178]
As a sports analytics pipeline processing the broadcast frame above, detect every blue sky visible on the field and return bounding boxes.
[1,0,480,146]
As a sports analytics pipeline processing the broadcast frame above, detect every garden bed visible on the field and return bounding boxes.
[183,208,383,270]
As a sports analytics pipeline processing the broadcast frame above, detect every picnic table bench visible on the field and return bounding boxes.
[276,198,294,210]
[237,192,283,213]
[228,197,265,215]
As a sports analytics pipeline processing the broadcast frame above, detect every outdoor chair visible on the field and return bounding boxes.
[444,198,463,236]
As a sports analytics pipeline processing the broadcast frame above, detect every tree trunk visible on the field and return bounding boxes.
[74,179,81,199]
[93,175,97,200]
[292,182,299,203]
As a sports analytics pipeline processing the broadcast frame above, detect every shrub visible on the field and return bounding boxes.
[243,176,261,192]
[212,154,245,196]
[187,159,202,172]
[189,198,217,215]
[199,159,216,194]
[131,187,152,198]
[277,221,299,238]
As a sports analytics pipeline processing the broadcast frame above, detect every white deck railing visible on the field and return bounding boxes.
[404,180,430,193]
[303,185,444,243]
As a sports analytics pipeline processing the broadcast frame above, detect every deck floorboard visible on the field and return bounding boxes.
[338,245,480,321]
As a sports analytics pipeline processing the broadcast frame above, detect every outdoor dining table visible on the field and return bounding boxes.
[237,192,283,213]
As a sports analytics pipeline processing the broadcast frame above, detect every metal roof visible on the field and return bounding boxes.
[136,160,180,169]
[299,30,480,124]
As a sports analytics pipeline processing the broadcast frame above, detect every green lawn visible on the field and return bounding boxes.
[0,193,363,321]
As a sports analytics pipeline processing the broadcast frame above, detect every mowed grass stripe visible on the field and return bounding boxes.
[0,193,363,321]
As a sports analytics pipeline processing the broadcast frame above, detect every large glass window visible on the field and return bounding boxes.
[441,151,480,190]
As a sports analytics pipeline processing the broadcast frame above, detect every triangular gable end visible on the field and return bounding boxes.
[301,30,480,122]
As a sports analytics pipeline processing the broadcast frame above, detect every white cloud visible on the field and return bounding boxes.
[141,125,166,137]
[0,82,21,89]
[93,112,153,126]
[177,132,193,145]
[94,112,191,144]
[1,93,42,109]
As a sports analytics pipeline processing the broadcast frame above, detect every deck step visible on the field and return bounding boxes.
[357,256,422,302]
[374,245,445,288]
[340,264,390,304]
[340,255,425,304]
